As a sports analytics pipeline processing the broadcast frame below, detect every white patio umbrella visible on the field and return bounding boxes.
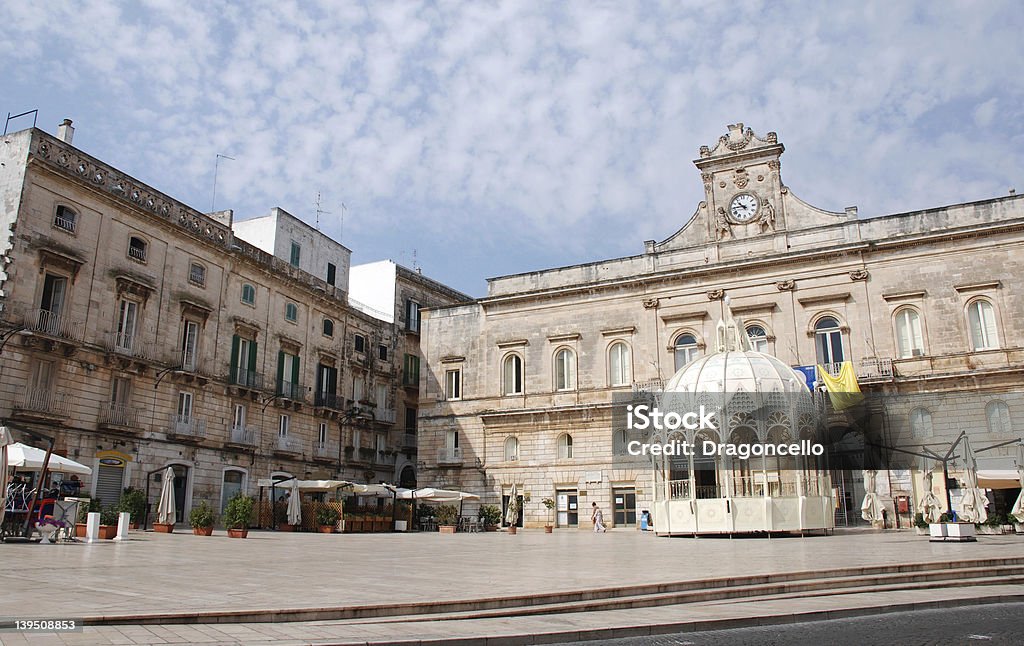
[287,478,302,526]
[958,435,988,524]
[860,469,884,523]
[918,470,943,524]
[504,483,519,527]
[1011,445,1024,521]
[0,427,12,529]
[156,466,177,525]
[4,443,92,475]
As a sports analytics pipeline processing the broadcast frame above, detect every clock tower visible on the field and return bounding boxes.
[694,123,785,241]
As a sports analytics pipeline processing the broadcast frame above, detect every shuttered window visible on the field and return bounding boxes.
[94,464,125,508]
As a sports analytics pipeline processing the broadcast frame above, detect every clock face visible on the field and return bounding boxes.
[729,194,759,222]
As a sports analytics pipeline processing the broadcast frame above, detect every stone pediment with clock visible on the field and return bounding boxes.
[649,123,856,261]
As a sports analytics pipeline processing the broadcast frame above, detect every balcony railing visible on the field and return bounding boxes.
[314,392,344,410]
[859,357,894,379]
[25,308,85,343]
[402,433,417,449]
[168,413,205,437]
[54,213,76,233]
[229,425,256,446]
[98,403,142,428]
[313,440,338,459]
[231,369,263,390]
[164,348,202,372]
[375,408,397,424]
[19,388,72,417]
[276,435,300,453]
[437,447,462,464]
[633,379,665,393]
[668,479,690,500]
[276,380,306,402]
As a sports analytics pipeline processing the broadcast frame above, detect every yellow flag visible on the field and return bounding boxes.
[816,362,864,411]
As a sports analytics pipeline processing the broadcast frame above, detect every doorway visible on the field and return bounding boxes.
[613,487,636,527]
[556,489,579,527]
[501,493,524,528]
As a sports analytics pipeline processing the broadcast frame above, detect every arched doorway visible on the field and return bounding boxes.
[399,465,416,489]
[152,463,191,524]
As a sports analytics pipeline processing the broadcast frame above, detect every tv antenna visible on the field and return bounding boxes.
[211,153,235,212]
[315,192,331,231]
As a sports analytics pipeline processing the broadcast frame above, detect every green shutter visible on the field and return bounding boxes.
[292,355,300,387]
[249,340,258,371]
[277,350,285,394]
[229,335,240,383]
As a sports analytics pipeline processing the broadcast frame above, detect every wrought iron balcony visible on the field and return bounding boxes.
[98,403,142,429]
[230,369,263,390]
[228,425,256,446]
[168,413,205,438]
[313,440,338,459]
[276,435,300,453]
[375,408,397,424]
[17,387,72,418]
[402,433,418,449]
[437,447,462,464]
[313,392,344,410]
[24,308,85,343]
[276,380,306,402]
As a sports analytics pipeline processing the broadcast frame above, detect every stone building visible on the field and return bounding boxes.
[418,123,1024,530]
[0,121,465,521]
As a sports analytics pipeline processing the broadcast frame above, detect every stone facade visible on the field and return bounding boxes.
[0,124,465,522]
[418,123,1024,530]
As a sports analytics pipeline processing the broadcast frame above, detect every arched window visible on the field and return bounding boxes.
[557,433,573,459]
[128,236,148,262]
[986,400,1011,434]
[967,299,999,350]
[322,318,334,337]
[894,308,924,358]
[613,429,629,455]
[554,347,576,391]
[502,353,523,395]
[54,205,77,232]
[814,316,846,366]
[504,436,519,462]
[240,283,256,306]
[608,341,632,387]
[909,407,933,438]
[673,333,700,372]
[746,325,769,353]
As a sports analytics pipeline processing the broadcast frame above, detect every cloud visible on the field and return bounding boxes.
[3,1,1023,295]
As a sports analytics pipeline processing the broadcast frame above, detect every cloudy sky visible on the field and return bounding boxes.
[3,1,1022,296]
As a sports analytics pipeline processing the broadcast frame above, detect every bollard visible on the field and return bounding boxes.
[85,511,101,544]
[113,511,131,541]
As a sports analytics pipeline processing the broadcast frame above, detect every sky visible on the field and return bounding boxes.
[3,1,1022,297]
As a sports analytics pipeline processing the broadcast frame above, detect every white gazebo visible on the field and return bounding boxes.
[650,305,834,536]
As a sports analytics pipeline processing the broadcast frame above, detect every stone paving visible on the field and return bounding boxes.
[1,528,1022,644]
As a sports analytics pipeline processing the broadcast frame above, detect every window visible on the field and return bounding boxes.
[405,406,417,433]
[279,414,290,437]
[613,429,629,455]
[673,333,700,372]
[54,205,77,232]
[403,353,420,388]
[406,300,420,333]
[445,368,462,400]
[375,383,387,407]
[554,348,576,391]
[322,318,334,337]
[115,299,138,352]
[40,273,67,316]
[289,241,301,267]
[127,236,148,262]
[504,436,519,461]
[967,299,999,350]
[354,334,366,353]
[376,433,387,461]
[608,341,632,386]
[444,428,459,458]
[502,353,523,395]
[326,262,336,286]
[177,391,193,419]
[353,373,365,402]
[318,422,328,444]
[180,319,200,371]
[894,308,924,358]
[277,350,300,399]
[316,363,338,407]
[240,283,256,306]
[909,407,932,438]
[986,400,1012,434]
[230,335,258,387]
[814,316,846,365]
[110,376,131,408]
[188,262,206,287]
[746,325,769,353]
[378,344,388,361]
[233,403,246,429]
[557,433,573,459]
[285,302,298,322]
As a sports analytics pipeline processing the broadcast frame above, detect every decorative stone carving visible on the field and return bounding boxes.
[707,289,725,301]
[722,123,754,151]
[699,145,711,158]
[766,131,778,143]
[733,168,749,188]
[701,172,713,190]
[776,279,795,291]
[849,269,869,281]
[715,207,732,240]
[719,181,726,188]
[759,199,776,233]
[642,298,660,309]
[767,160,781,171]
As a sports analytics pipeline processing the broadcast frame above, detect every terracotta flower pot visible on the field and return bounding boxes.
[227,528,248,539]
[438,525,457,534]
[544,525,554,534]
[318,525,334,534]
[75,523,87,538]
[193,526,214,536]
[129,523,139,530]
[97,525,118,540]
[508,526,517,535]
[153,522,174,534]
[277,523,297,532]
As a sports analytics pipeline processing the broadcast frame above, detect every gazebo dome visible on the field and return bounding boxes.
[664,350,809,394]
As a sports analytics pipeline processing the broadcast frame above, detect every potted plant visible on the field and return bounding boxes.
[189,501,216,536]
[542,498,556,533]
[224,493,254,538]
[98,507,119,540]
[75,498,102,537]
[978,513,1007,535]
[316,506,339,533]
[436,504,459,534]
[478,505,501,531]
[118,488,146,530]
[913,512,929,536]
[1009,513,1023,534]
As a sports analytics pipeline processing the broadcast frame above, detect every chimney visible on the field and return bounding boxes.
[845,206,858,220]
[57,119,74,144]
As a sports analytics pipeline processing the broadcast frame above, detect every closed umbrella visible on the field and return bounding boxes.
[860,469,884,523]
[0,427,12,529]
[1011,445,1024,522]
[919,470,943,524]
[287,479,302,526]
[958,435,988,524]
[157,466,177,525]
[504,483,519,527]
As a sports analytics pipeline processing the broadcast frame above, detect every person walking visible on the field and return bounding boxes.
[591,502,607,532]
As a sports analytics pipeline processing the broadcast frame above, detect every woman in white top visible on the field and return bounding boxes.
[591,502,607,532]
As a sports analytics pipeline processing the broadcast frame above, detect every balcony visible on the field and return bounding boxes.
[23,308,85,343]
[275,435,301,455]
[98,403,143,433]
[313,392,344,411]
[167,413,205,441]
[313,440,338,461]
[13,387,72,421]
[859,357,894,381]
[375,408,397,425]
[402,433,418,450]
[227,425,257,447]
[437,447,463,465]
[632,379,665,393]
[276,380,306,403]
[230,369,264,391]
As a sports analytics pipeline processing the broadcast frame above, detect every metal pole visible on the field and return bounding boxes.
[22,438,54,538]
